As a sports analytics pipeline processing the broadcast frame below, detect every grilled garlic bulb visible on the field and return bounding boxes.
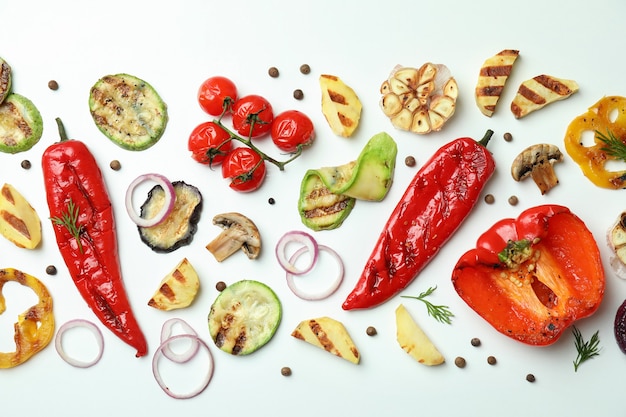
[608,212,626,280]
[380,63,458,134]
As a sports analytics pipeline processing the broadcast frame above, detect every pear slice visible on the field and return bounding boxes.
[396,304,444,366]
[0,183,42,249]
[292,317,360,364]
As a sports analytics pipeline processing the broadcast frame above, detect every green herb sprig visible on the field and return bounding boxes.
[572,326,601,372]
[596,129,626,161]
[401,286,454,324]
[51,199,84,253]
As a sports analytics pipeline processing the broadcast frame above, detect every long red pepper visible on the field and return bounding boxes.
[42,118,148,357]
[342,130,496,310]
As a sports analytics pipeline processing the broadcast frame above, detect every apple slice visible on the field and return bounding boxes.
[148,258,200,311]
[395,304,444,366]
[292,317,360,364]
[0,183,42,249]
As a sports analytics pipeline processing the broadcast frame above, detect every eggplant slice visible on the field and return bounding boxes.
[138,181,202,252]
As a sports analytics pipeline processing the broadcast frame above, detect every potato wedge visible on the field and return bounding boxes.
[292,316,360,364]
[0,183,42,249]
[396,304,444,366]
[148,258,200,310]
[319,74,362,138]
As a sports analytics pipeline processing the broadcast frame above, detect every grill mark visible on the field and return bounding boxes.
[476,85,504,97]
[479,65,513,77]
[518,84,546,105]
[534,75,574,96]
[309,320,338,355]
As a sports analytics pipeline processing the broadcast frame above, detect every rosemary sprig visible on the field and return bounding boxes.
[572,326,601,372]
[401,286,454,324]
[595,129,626,161]
[51,199,84,253]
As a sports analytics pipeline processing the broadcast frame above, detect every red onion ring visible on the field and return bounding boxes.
[152,334,214,399]
[160,318,200,363]
[285,244,344,300]
[275,230,319,275]
[125,173,176,227]
[54,319,104,368]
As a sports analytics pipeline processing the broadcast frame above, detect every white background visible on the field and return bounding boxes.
[1,0,625,415]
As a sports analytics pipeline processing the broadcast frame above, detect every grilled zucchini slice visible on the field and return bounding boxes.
[0,93,43,154]
[208,280,281,355]
[298,171,356,231]
[138,181,202,252]
[89,73,168,151]
[0,57,11,104]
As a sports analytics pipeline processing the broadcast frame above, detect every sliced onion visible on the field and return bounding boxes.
[152,334,214,399]
[275,230,319,275]
[160,318,200,363]
[125,173,175,227]
[286,244,344,300]
[55,319,104,368]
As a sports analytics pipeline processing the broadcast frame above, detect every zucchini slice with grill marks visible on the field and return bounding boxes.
[89,73,168,151]
[0,93,43,154]
[138,181,202,252]
[0,57,11,104]
[208,280,282,355]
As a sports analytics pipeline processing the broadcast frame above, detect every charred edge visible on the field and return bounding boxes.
[533,75,573,96]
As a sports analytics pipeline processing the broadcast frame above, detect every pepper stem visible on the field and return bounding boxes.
[55,117,69,142]
[478,129,494,147]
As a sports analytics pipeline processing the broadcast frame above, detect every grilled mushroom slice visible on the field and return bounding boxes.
[206,212,261,262]
[511,143,563,194]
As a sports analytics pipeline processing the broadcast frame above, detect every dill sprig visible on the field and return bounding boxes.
[401,286,454,324]
[595,129,626,161]
[572,326,601,372]
[51,199,84,253]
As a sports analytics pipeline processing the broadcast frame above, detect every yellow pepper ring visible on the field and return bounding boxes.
[564,96,626,189]
[0,268,54,368]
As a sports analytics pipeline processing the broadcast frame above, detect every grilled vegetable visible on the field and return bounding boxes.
[319,74,362,138]
[207,280,281,355]
[511,143,564,194]
[396,304,444,366]
[206,212,261,262]
[607,211,626,279]
[0,268,54,368]
[475,49,519,117]
[148,258,200,311]
[380,63,458,134]
[0,93,43,154]
[138,181,202,252]
[0,57,11,104]
[298,173,355,231]
[89,73,168,151]
[0,183,42,249]
[291,317,360,364]
[564,96,626,189]
[510,74,578,119]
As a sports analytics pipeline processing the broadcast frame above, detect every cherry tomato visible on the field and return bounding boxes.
[188,121,232,165]
[271,110,315,153]
[221,147,267,192]
[231,95,274,138]
[198,76,238,116]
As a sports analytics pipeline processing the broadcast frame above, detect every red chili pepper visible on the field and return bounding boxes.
[451,204,605,346]
[342,130,496,310]
[42,118,148,357]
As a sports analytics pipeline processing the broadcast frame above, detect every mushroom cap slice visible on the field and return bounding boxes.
[511,143,564,194]
[206,212,261,262]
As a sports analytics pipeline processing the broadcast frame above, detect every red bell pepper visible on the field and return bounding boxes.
[452,204,605,346]
[42,118,148,357]
[342,130,496,310]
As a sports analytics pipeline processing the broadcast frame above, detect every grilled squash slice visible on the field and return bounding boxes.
[208,280,281,355]
[0,93,43,154]
[138,181,202,252]
[89,73,168,150]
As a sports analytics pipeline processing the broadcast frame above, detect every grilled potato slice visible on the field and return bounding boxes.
[89,73,168,150]
[319,74,362,138]
[291,317,360,364]
[510,74,579,119]
[148,258,200,311]
[0,183,41,249]
[475,49,519,117]
[396,304,444,366]
[0,93,43,154]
